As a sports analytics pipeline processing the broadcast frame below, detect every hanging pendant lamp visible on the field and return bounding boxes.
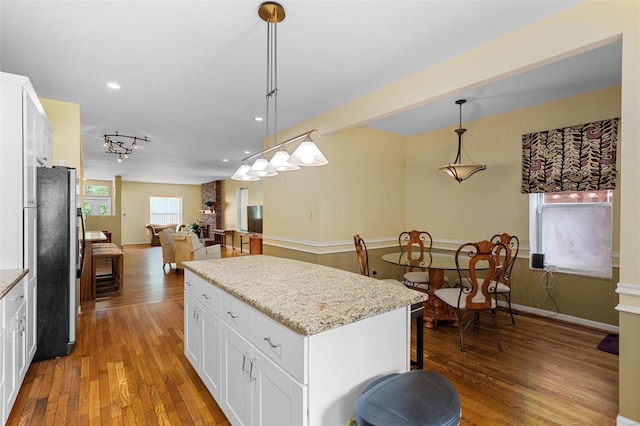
[438,99,486,183]
[231,2,327,181]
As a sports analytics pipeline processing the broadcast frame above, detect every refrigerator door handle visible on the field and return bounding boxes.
[77,207,86,279]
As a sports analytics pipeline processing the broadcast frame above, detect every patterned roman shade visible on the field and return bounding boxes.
[521,118,619,193]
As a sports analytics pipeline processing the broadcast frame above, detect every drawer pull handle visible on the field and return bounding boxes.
[249,358,257,382]
[185,281,193,287]
[12,295,24,301]
[242,352,249,374]
[202,294,211,300]
[264,337,281,349]
[227,311,239,319]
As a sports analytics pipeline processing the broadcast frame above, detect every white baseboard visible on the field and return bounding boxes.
[503,301,619,333]
[618,415,640,426]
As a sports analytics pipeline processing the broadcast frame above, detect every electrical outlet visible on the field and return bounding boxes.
[545,264,557,272]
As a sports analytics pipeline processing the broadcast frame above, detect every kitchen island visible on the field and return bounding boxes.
[183,255,426,426]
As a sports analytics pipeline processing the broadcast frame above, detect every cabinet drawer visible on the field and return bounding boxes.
[221,293,252,337]
[252,309,305,383]
[3,280,25,328]
[184,271,221,316]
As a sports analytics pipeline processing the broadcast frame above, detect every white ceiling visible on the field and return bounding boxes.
[0,1,621,185]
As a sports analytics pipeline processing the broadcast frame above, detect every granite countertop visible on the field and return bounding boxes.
[0,269,28,299]
[183,255,427,336]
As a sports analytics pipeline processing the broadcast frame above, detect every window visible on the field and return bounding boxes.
[84,198,111,216]
[150,196,182,225]
[83,183,112,215]
[529,190,613,278]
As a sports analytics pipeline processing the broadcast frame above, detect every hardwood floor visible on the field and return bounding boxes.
[9,245,618,425]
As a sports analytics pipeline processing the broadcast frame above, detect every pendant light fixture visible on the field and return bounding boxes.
[231,1,327,181]
[438,99,486,183]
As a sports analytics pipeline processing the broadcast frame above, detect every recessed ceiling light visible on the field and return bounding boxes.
[222,159,229,162]
[254,116,264,122]
[244,150,251,154]
[107,82,121,90]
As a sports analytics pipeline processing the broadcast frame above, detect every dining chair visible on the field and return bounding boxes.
[399,230,445,292]
[434,240,509,353]
[490,233,520,324]
[353,234,404,286]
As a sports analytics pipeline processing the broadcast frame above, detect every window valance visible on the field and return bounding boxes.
[521,118,618,193]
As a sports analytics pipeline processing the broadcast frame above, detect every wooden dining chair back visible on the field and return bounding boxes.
[434,240,508,353]
[354,234,371,277]
[398,230,433,291]
[490,233,519,324]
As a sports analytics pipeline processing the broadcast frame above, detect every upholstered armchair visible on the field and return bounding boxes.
[158,229,176,270]
[146,223,178,246]
[173,231,221,273]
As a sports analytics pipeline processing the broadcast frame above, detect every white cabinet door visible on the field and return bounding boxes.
[16,303,27,382]
[201,305,222,401]
[4,316,17,415]
[184,292,201,369]
[24,208,37,361]
[222,324,252,426]
[252,350,305,426]
[0,327,5,425]
[23,92,38,208]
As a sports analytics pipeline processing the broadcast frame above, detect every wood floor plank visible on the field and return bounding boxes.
[7,244,618,425]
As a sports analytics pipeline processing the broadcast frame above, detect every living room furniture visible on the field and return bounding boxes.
[239,232,261,254]
[146,223,177,246]
[173,232,221,273]
[159,229,175,270]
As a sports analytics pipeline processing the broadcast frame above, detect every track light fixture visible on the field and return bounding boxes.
[103,131,148,162]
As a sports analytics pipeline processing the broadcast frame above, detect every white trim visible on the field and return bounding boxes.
[617,415,640,426]
[615,282,640,315]
[505,301,619,333]
[616,282,640,296]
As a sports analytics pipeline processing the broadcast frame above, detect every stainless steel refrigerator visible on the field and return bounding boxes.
[35,166,85,361]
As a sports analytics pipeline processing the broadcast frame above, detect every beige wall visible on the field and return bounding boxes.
[40,98,82,172]
[262,126,406,253]
[120,181,201,245]
[220,179,263,248]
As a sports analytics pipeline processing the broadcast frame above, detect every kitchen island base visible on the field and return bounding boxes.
[184,267,415,426]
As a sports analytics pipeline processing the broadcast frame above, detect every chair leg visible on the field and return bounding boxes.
[457,313,466,354]
[505,293,515,325]
[491,309,503,352]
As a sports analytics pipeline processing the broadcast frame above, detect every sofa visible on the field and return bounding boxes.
[158,229,176,270]
[173,231,221,272]
[146,223,178,246]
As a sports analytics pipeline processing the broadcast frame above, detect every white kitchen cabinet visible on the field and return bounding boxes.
[184,268,409,426]
[222,325,253,426]
[184,292,201,369]
[201,305,222,401]
[184,277,223,401]
[3,279,27,424]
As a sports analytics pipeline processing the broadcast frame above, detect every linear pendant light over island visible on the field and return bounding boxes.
[231,2,328,182]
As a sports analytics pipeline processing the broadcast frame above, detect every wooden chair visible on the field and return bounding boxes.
[490,233,520,324]
[398,230,440,292]
[434,240,509,353]
[354,234,402,285]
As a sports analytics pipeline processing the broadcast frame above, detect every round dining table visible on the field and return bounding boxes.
[382,252,486,328]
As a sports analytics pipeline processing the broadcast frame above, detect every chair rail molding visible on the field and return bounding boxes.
[616,282,640,315]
